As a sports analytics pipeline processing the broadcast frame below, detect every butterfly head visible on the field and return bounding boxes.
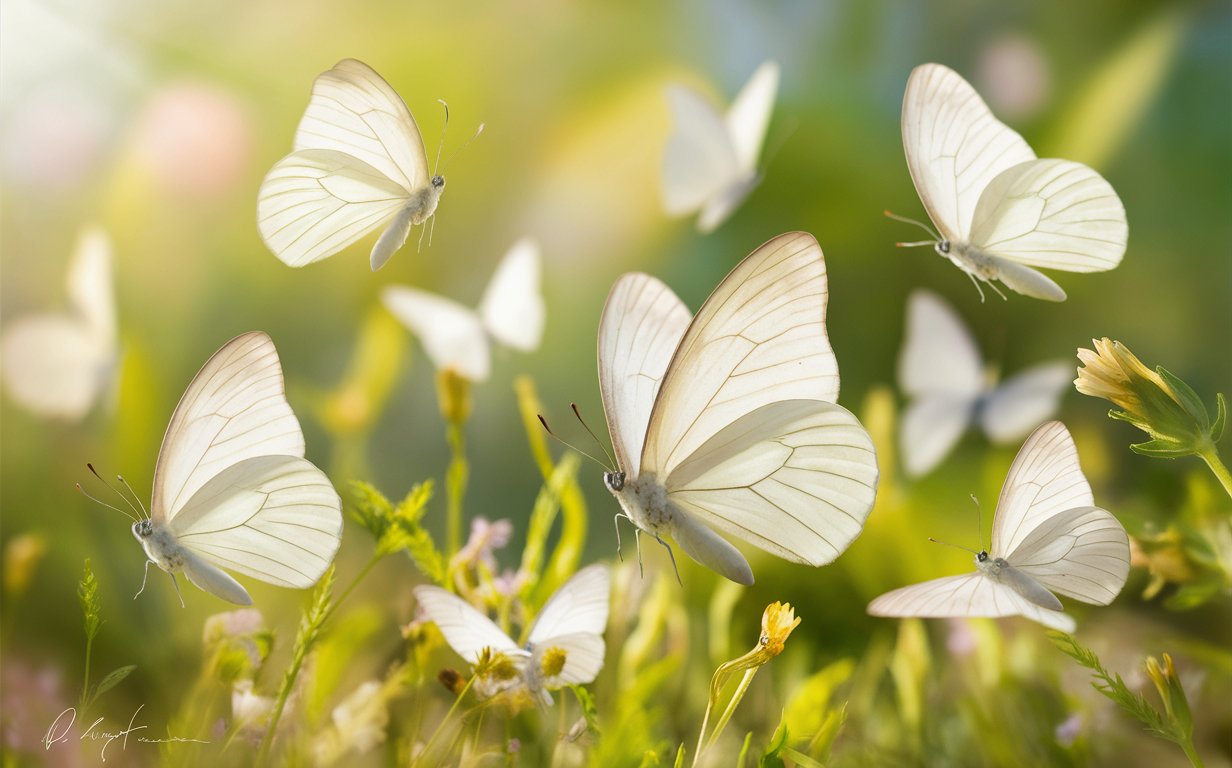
[431,175,445,189]
[974,549,989,564]
[132,519,153,540]
[603,470,625,492]
[935,240,951,255]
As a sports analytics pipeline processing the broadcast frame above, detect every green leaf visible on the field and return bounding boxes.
[1130,439,1197,458]
[87,665,136,707]
[569,684,601,738]
[1211,394,1226,442]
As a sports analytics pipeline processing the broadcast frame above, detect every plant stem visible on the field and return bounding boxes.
[80,631,94,712]
[415,675,476,766]
[1179,738,1206,768]
[446,420,468,557]
[324,555,380,624]
[1197,444,1232,501]
[707,668,758,750]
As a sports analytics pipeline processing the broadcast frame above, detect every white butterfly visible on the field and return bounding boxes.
[598,232,879,586]
[868,421,1130,631]
[1,226,117,420]
[898,62,1127,302]
[130,332,343,605]
[380,238,544,381]
[413,564,609,706]
[257,58,444,271]
[898,289,1071,477]
[661,60,779,233]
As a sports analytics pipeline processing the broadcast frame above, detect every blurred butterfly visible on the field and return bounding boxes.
[896,62,1127,301]
[661,60,778,233]
[414,564,609,706]
[1,226,117,420]
[898,289,1071,477]
[129,332,342,605]
[258,58,445,271]
[381,238,544,381]
[868,421,1130,631]
[598,232,878,586]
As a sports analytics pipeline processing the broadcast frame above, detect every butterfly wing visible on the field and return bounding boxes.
[293,58,430,193]
[661,84,739,218]
[0,316,111,420]
[413,585,520,664]
[381,286,490,381]
[725,60,779,176]
[979,361,1071,444]
[968,158,1127,273]
[991,421,1095,559]
[901,63,1036,242]
[526,564,609,686]
[898,290,983,476]
[257,148,410,268]
[645,232,877,566]
[1007,505,1130,606]
[167,454,341,589]
[667,399,878,568]
[867,572,1076,632]
[67,226,116,348]
[597,272,692,477]
[478,238,545,352]
[151,332,306,523]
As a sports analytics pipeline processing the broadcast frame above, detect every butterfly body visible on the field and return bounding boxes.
[973,550,1063,611]
[133,520,185,574]
[407,175,446,225]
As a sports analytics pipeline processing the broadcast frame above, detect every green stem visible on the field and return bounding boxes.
[324,555,380,625]
[446,420,468,557]
[80,632,94,712]
[415,674,476,767]
[1197,444,1232,501]
[707,668,758,750]
[1179,738,1205,768]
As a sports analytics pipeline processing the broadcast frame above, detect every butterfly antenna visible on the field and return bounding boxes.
[441,122,485,173]
[970,494,983,551]
[537,413,613,472]
[884,210,942,246]
[80,463,141,523]
[927,537,981,556]
[116,474,149,521]
[570,403,617,469]
[433,99,450,177]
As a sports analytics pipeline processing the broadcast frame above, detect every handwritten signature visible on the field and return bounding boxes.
[41,705,209,762]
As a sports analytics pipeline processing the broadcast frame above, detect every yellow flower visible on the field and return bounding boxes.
[1146,653,1193,736]
[436,368,473,424]
[1075,338,1225,459]
[758,601,802,659]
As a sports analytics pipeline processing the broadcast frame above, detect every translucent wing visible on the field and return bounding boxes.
[527,564,610,645]
[667,399,878,569]
[381,286,490,381]
[661,84,738,217]
[1007,505,1130,606]
[0,317,111,420]
[169,455,342,589]
[968,158,1127,272]
[897,290,983,476]
[980,361,1071,444]
[413,585,520,664]
[900,396,976,478]
[898,290,983,400]
[991,421,1094,559]
[66,226,116,346]
[152,332,305,523]
[901,63,1036,242]
[597,272,692,476]
[867,572,1075,632]
[643,232,840,477]
[532,633,606,688]
[257,148,409,268]
[725,61,779,175]
[478,238,545,352]
[293,58,429,193]
[526,565,609,689]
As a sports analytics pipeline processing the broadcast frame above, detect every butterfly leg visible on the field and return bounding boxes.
[168,573,186,608]
[987,280,1007,301]
[651,534,683,586]
[134,559,153,599]
[965,272,987,303]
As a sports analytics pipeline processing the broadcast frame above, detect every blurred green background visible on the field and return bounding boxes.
[2,0,1229,765]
